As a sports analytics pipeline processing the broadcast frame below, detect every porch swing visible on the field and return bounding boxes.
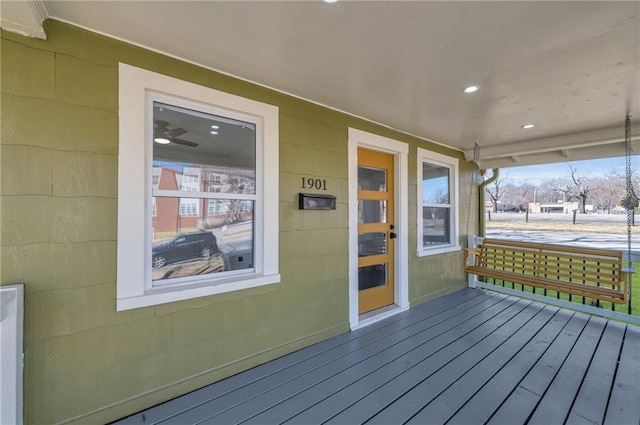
[466,114,636,315]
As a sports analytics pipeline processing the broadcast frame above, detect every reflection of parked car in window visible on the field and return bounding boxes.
[152,231,219,268]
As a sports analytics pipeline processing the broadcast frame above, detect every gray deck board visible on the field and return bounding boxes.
[527,315,607,425]
[119,288,480,424]
[367,303,550,425]
[278,295,519,425]
[423,308,574,425]
[241,292,509,424]
[605,326,640,425]
[112,288,640,425]
[566,320,626,425]
[480,312,589,425]
[168,292,498,424]
[322,298,534,425]
[156,290,484,425]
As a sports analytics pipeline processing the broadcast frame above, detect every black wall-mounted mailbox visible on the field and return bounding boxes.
[299,193,337,210]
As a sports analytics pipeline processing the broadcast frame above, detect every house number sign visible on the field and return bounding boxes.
[301,177,328,191]
[298,177,335,210]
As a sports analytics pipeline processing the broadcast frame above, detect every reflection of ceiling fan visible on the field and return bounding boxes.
[153,120,199,147]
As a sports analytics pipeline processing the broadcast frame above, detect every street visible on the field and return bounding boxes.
[487,212,640,261]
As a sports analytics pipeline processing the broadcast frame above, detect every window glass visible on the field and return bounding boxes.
[153,102,256,194]
[358,200,387,223]
[422,165,452,247]
[151,102,256,284]
[417,148,459,256]
[358,166,387,191]
[422,206,451,245]
[358,233,387,257]
[422,163,450,204]
[358,264,387,290]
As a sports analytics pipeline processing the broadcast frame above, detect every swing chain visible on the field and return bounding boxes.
[623,114,637,209]
[624,113,634,314]
[466,142,480,236]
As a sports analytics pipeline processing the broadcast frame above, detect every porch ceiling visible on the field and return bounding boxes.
[4,1,640,168]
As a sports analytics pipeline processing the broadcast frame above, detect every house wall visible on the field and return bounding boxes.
[0,20,478,424]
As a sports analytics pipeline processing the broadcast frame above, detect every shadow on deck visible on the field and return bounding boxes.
[115,288,640,424]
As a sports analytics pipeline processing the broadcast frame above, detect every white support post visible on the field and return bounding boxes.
[467,235,483,288]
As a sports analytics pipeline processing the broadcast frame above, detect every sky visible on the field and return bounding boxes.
[501,156,639,184]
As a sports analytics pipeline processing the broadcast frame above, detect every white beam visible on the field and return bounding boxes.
[476,140,636,169]
[464,124,640,164]
[0,0,48,39]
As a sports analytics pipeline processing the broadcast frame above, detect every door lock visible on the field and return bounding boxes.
[390,232,397,239]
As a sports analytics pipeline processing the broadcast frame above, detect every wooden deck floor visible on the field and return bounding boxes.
[116,288,640,425]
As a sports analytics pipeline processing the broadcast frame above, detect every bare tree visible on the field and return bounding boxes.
[537,179,563,203]
[485,175,508,213]
[502,182,537,211]
[590,175,624,213]
[549,165,593,213]
[569,165,592,213]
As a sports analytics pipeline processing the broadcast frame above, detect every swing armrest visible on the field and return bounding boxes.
[464,248,481,266]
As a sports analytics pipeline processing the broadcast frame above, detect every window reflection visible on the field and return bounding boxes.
[422,206,451,246]
[358,233,387,257]
[358,200,387,224]
[358,166,387,191]
[151,101,256,284]
[358,264,387,290]
[151,198,255,283]
[422,163,449,204]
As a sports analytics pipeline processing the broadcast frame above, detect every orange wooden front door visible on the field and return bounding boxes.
[357,148,396,314]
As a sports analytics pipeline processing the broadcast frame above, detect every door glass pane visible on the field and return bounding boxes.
[358,264,387,290]
[358,166,387,191]
[422,163,449,204]
[422,206,451,246]
[358,233,387,257]
[358,200,387,223]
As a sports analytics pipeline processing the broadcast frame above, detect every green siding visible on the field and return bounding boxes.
[0,19,477,424]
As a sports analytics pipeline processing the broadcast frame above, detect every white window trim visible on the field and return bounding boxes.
[117,63,280,311]
[417,148,460,257]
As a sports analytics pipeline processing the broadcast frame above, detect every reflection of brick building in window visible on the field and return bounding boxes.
[153,165,255,237]
[152,167,201,236]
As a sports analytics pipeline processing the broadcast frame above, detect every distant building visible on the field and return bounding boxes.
[528,201,580,214]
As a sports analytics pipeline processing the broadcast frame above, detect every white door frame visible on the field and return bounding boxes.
[348,128,409,330]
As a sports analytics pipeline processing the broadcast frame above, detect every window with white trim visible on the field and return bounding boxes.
[207,200,225,216]
[117,64,280,311]
[417,148,460,256]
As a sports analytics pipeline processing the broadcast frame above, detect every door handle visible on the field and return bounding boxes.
[390,232,397,239]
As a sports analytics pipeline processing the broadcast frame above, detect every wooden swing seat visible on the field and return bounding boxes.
[465,238,630,304]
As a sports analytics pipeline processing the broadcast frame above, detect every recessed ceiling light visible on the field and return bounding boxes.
[154,137,171,144]
[210,131,218,135]
[521,124,535,129]
[322,0,338,3]
[211,125,219,129]
[462,86,480,94]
